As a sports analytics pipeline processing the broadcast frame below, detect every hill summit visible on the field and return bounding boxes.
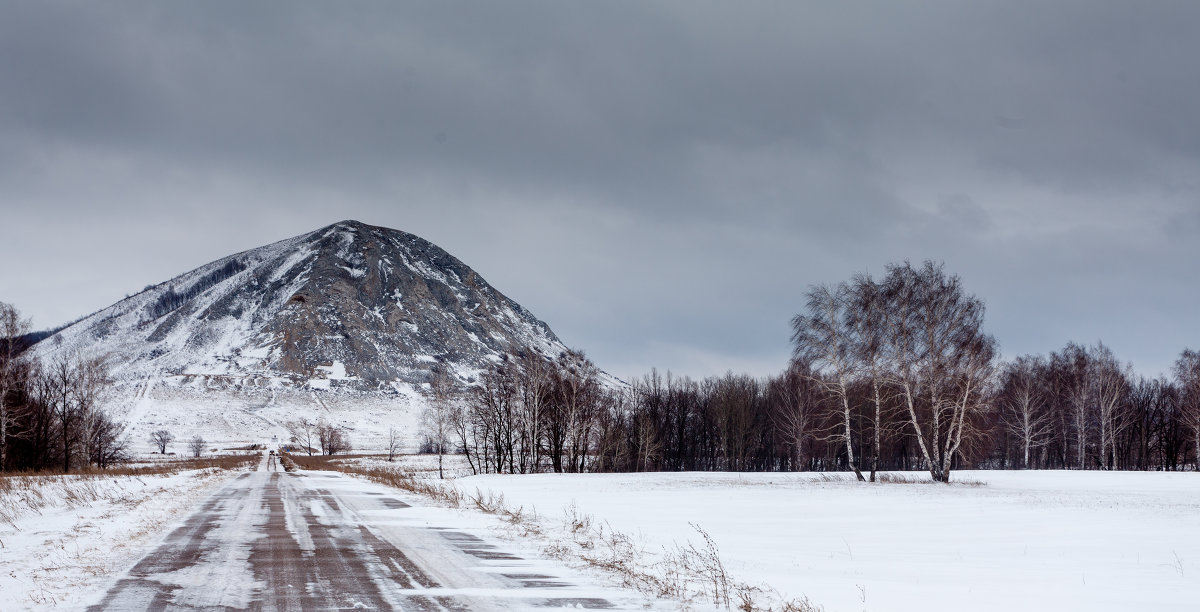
[33,220,566,391]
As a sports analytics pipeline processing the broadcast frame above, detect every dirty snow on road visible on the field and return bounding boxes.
[86,459,666,610]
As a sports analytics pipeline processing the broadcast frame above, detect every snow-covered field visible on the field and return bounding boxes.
[447,469,1200,612]
[0,460,254,609]
[5,458,1196,611]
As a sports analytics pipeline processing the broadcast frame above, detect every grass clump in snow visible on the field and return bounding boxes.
[874,472,986,486]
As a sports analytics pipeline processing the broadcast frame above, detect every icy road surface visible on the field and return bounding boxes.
[87,459,648,611]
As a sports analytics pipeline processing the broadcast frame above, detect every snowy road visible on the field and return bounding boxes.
[87,460,644,611]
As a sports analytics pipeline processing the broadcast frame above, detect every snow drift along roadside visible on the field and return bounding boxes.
[294,455,822,611]
[0,457,257,609]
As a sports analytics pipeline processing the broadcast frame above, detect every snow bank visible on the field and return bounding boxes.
[0,467,249,609]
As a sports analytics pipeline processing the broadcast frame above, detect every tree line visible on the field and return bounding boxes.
[428,261,1200,481]
[5,256,1199,480]
[144,258,247,320]
[283,417,354,456]
[1,302,130,472]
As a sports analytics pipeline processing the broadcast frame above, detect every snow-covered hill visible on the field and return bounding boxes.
[34,220,566,388]
[30,220,572,448]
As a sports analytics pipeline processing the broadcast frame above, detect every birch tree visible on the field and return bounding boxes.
[849,273,891,481]
[768,362,820,471]
[1174,349,1200,471]
[423,363,456,477]
[997,355,1053,468]
[552,350,600,473]
[0,302,31,471]
[1090,343,1131,470]
[792,283,866,481]
[75,356,117,466]
[1053,343,1092,469]
[515,351,553,472]
[883,261,996,483]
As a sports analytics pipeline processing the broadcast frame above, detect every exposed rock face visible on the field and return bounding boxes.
[33,220,566,389]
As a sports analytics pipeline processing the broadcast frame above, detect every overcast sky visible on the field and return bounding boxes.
[2,1,1198,381]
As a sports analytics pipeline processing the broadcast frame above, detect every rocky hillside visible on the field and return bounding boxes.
[31,220,567,391]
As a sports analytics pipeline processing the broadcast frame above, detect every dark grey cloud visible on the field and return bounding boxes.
[1,1,1198,379]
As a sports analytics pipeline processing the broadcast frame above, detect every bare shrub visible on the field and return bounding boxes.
[317,422,352,455]
[188,435,205,458]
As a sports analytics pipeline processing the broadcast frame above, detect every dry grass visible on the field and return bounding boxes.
[874,472,987,486]
[0,453,257,529]
[874,472,930,484]
[2,456,249,607]
[284,453,335,470]
[2,454,258,479]
[278,452,299,472]
[282,452,378,467]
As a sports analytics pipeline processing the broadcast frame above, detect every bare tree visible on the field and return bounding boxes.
[635,412,661,472]
[997,355,1053,468]
[422,363,456,476]
[883,261,996,483]
[74,357,122,468]
[591,387,630,472]
[317,421,352,455]
[386,426,402,462]
[792,283,866,481]
[1091,343,1131,470]
[1124,376,1177,471]
[83,409,130,468]
[285,417,319,455]
[22,353,119,471]
[449,397,477,475]
[189,435,206,458]
[514,351,553,472]
[553,350,600,473]
[468,364,511,473]
[1052,343,1093,469]
[150,429,175,454]
[1175,349,1200,471]
[768,362,820,471]
[44,357,85,471]
[21,360,58,470]
[0,302,31,472]
[848,273,893,481]
[706,373,761,472]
